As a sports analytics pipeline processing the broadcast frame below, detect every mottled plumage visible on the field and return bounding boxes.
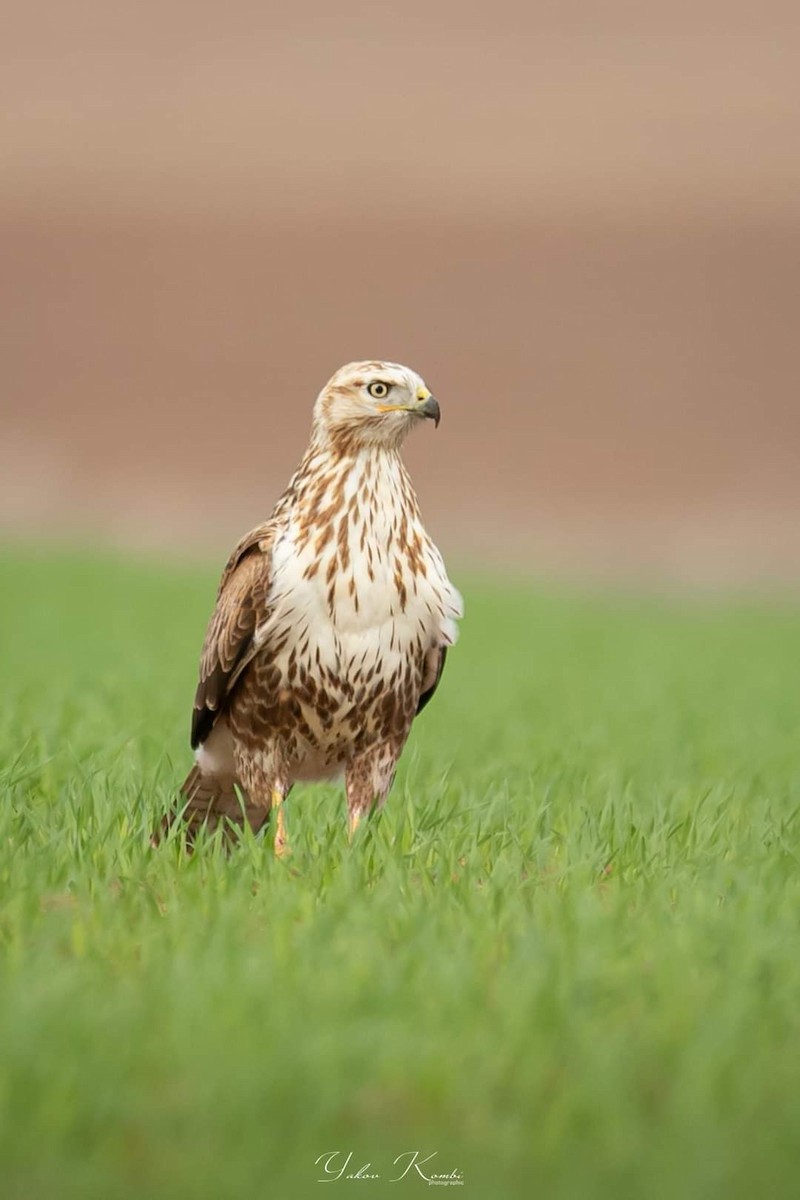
[160,361,462,852]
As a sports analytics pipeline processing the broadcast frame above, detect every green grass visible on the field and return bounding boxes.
[2,547,800,1199]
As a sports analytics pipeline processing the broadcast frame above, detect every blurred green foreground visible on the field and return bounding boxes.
[1,548,800,1199]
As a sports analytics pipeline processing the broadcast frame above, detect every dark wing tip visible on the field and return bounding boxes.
[190,704,214,750]
[416,646,448,715]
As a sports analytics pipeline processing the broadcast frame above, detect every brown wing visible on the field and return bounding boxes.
[416,645,447,715]
[190,523,275,748]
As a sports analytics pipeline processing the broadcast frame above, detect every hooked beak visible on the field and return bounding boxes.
[376,388,441,427]
[417,394,441,428]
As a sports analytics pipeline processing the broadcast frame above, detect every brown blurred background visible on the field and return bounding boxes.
[3,0,799,586]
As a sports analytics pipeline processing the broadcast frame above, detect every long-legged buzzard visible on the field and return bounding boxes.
[159,361,462,853]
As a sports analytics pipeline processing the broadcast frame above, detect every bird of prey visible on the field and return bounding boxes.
[160,361,462,854]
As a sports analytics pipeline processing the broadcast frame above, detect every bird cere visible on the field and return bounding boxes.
[158,361,463,854]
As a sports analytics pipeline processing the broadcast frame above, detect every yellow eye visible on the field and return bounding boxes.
[368,381,390,399]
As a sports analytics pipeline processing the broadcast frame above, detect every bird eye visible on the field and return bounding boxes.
[368,381,390,399]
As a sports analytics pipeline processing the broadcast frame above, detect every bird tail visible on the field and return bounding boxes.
[153,765,268,847]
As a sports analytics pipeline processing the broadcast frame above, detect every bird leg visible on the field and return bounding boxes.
[234,748,291,857]
[271,787,290,858]
[345,741,401,839]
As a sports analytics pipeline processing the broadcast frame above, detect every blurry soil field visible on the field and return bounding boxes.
[4,208,800,586]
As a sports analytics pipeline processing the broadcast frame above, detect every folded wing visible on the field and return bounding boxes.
[191,523,275,748]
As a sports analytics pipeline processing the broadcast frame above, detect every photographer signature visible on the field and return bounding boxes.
[315,1150,464,1185]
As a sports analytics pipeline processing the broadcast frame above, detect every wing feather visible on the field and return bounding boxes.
[190,523,275,748]
[416,645,447,715]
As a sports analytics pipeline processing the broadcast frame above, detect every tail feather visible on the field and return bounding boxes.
[153,765,269,846]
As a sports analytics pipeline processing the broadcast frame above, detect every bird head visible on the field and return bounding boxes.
[312,361,441,450]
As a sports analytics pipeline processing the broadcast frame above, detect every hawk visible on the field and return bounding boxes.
[161,361,462,854]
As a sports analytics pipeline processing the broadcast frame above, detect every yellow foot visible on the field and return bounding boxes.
[272,790,290,858]
[348,809,363,841]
